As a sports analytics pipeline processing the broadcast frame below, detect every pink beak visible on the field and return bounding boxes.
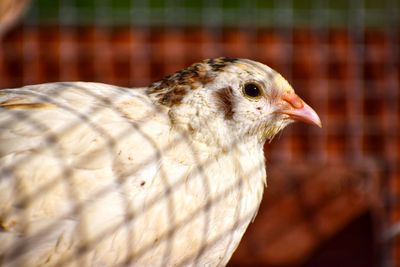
[276,93,322,127]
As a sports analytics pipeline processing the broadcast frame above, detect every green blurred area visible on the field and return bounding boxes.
[26,0,399,27]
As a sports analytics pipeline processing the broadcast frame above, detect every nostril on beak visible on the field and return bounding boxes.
[282,93,304,109]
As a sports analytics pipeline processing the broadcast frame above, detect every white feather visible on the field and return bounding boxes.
[0,79,267,266]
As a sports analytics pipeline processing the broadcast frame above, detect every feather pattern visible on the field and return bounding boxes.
[0,58,320,266]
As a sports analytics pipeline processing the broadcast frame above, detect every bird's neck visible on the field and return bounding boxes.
[169,107,238,150]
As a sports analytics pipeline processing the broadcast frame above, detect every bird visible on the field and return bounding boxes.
[0,58,321,266]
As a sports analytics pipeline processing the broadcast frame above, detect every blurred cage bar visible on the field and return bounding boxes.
[0,0,399,266]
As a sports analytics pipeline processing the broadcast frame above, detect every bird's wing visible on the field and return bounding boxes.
[0,82,175,265]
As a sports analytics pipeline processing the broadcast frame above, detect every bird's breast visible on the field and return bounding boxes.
[134,141,266,266]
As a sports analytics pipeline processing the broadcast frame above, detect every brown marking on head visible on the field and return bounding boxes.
[147,57,239,107]
[157,86,189,106]
[214,86,235,120]
[205,57,238,72]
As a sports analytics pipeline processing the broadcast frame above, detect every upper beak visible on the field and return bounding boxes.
[275,93,322,127]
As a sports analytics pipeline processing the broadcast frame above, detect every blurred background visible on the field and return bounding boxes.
[0,0,398,266]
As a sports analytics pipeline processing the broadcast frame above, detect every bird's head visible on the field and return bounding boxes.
[147,58,321,146]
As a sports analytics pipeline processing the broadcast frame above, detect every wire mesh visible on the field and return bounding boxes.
[0,0,399,266]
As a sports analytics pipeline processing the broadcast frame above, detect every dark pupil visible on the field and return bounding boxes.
[244,83,260,97]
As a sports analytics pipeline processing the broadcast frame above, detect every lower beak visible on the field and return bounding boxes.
[276,93,322,127]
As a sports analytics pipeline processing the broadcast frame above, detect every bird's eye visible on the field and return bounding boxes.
[243,83,262,99]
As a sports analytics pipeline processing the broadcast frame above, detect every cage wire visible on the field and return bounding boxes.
[0,0,399,266]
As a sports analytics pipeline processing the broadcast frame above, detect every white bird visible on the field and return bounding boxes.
[0,58,321,266]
